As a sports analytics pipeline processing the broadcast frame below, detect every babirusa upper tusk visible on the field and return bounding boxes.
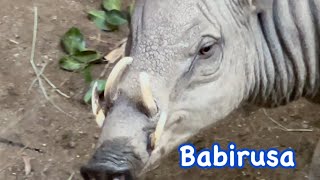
[104,57,133,100]
[152,112,167,147]
[91,81,106,128]
[139,72,158,116]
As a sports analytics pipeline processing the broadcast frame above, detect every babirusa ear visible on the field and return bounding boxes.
[91,82,106,128]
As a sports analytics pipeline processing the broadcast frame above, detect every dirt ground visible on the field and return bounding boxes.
[0,0,319,180]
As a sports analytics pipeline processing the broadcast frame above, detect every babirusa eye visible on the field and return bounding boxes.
[199,45,212,55]
[198,43,215,58]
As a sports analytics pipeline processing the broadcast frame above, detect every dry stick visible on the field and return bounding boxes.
[41,75,70,98]
[0,164,11,173]
[99,63,110,78]
[7,39,19,45]
[262,109,313,132]
[28,62,70,98]
[89,36,108,43]
[99,38,127,78]
[28,62,48,92]
[29,7,75,120]
[67,172,75,180]
[0,144,29,173]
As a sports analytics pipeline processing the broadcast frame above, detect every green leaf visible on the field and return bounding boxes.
[128,3,134,17]
[59,56,86,71]
[103,0,121,11]
[82,66,93,83]
[88,10,109,30]
[84,80,106,103]
[72,50,102,63]
[61,27,86,55]
[105,10,128,26]
[96,80,106,92]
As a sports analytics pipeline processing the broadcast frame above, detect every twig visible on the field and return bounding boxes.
[0,164,11,173]
[262,109,313,132]
[29,7,76,120]
[0,143,30,173]
[89,35,108,44]
[22,154,32,175]
[67,172,75,180]
[29,63,70,98]
[29,7,49,100]
[114,38,127,48]
[41,75,71,98]
[28,62,48,92]
[99,63,110,78]
[7,39,19,45]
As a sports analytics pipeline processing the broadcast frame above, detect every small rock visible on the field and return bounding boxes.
[302,124,309,129]
[68,141,76,148]
[280,117,287,122]
[51,16,57,20]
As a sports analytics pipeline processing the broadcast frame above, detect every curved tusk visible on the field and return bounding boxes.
[104,57,133,100]
[91,82,100,115]
[151,112,167,148]
[139,72,158,116]
[91,81,106,128]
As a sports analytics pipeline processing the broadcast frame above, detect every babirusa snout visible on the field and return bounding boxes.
[83,56,170,179]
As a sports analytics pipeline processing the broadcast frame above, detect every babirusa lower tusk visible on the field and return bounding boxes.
[152,112,167,147]
[139,72,157,116]
[91,81,106,128]
[96,109,105,128]
[91,82,100,115]
[104,57,133,100]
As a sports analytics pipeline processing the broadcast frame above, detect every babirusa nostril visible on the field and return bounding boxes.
[80,163,133,180]
[80,167,91,180]
[113,175,126,180]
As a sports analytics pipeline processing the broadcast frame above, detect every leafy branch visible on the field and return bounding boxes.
[59,0,133,103]
[88,0,131,31]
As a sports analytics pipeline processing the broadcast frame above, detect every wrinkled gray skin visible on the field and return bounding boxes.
[81,0,320,179]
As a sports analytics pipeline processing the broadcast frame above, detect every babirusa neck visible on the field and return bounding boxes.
[252,0,320,106]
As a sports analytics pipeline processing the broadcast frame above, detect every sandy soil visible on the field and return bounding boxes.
[0,0,319,180]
